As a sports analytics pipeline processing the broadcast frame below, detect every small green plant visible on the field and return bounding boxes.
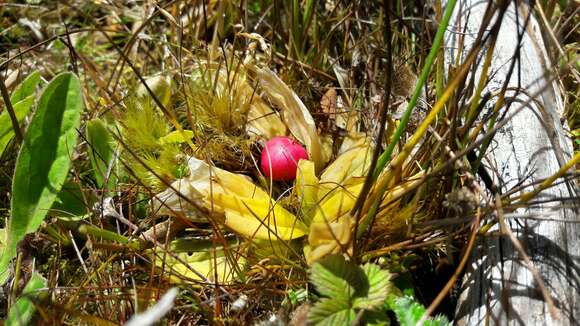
[307,254,452,326]
[307,254,392,325]
[387,295,451,326]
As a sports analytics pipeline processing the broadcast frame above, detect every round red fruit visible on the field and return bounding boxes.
[260,136,309,181]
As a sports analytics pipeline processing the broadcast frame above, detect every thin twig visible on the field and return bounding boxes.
[0,76,23,144]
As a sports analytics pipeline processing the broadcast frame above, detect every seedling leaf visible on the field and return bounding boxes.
[388,295,451,326]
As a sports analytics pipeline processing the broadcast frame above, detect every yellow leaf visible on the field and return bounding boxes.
[136,75,172,109]
[151,249,242,284]
[246,97,288,139]
[312,183,363,224]
[305,215,353,265]
[295,160,320,224]
[338,132,370,154]
[158,130,194,145]
[252,67,325,171]
[213,194,307,240]
[321,143,372,186]
[152,157,270,220]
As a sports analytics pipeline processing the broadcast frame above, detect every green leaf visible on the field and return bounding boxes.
[0,71,41,156]
[86,118,116,189]
[0,228,5,253]
[0,96,34,155]
[0,72,83,284]
[388,295,451,326]
[158,129,194,145]
[308,298,356,326]
[51,181,89,217]
[363,310,391,326]
[5,272,47,326]
[353,263,391,310]
[10,71,41,104]
[309,254,366,302]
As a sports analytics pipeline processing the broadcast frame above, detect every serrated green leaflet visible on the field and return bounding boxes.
[308,298,355,326]
[308,255,394,325]
[352,263,391,310]
[86,118,115,189]
[0,72,83,284]
[5,272,47,326]
[388,295,451,326]
[309,254,366,302]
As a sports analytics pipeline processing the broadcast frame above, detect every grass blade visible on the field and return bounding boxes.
[373,0,458,179]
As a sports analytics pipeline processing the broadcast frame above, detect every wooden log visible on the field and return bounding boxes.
[444,1,579,325]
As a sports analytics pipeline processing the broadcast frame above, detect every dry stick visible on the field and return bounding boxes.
[351,0,393,260]
[105,0,178,93]
[418,127,486,322]
[495,194,559,320]
[0,76,23,144]
[360,72,565,262]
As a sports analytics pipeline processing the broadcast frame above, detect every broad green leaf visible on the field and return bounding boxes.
[50,181,89,217]
[0,228,5,253]
[5,272,47,326]
[308,298,356,326]
[0,72,83,284]
[353,263,392,310]
[388,295,451,326]
[0,96,34,155]
[86,119,116,189]
[309,254,366,302]
[10,71,41,104]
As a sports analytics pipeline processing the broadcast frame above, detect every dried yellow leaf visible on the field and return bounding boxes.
[252,67,325,171]
[213,194,307,240]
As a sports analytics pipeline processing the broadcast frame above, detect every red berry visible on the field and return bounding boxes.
[260,136,309,181]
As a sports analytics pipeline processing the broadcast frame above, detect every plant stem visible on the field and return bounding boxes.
[372,0,458,180]
[0,77,24,144]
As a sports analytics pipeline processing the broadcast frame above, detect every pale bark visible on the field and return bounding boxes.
[445,1,579,325]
